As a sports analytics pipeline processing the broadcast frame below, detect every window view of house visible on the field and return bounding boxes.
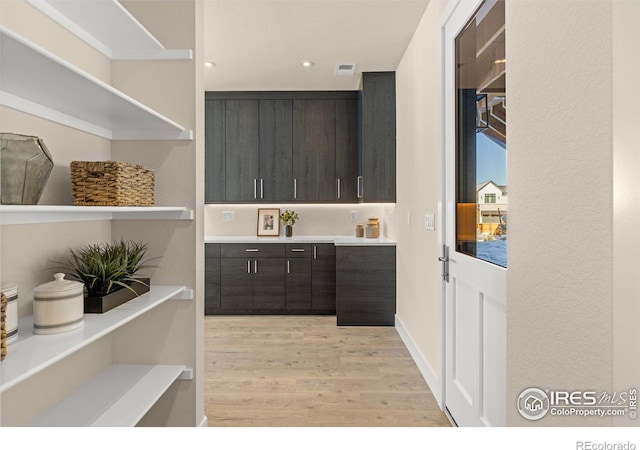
[455,0,506,268]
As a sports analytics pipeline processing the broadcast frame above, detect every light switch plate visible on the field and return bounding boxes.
[425,213,435,231]
[407,212,412,226]
[350,211,358,221]
[222,211,236,221]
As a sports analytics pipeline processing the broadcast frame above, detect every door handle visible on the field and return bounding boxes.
[337,178,341,199]
[245,249,259,252]
[253,179,257,199]
[291,248,305,252]
[254,260,258,273]
[287,260,290,274]
[247,260,251,274]
[313,245,317,260]
[439,245,450,283]
[357,176,363,198]
[293,178,297,199]
[260,178,264,199]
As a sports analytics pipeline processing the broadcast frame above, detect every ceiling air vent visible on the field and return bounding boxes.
[335,63,356,76]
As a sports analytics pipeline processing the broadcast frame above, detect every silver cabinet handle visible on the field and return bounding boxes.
[245,249,259,252]
[287,260,290,274]
[260,179,264,199]
[357,176,363,198]
[293,178,297,199]
[247,260,251,274]
[253,179,257,199]
[254,260,258,273]
[313,245,317,260]
[291,248,305,252]
[337,178,341,199]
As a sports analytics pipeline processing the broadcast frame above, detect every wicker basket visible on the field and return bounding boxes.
[71,161,154,206]
[1,292,7,362]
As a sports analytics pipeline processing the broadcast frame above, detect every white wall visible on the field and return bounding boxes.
[205,203,393,238]
[612,0,640,427]
[506,0,614,426]
[391,0,448,401]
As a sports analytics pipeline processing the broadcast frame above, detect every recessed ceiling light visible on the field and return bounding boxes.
[302,61,313,68]
[204,61,216,68]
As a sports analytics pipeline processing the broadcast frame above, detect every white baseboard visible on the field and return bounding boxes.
[395,314,442,407]
[199,415,208,427]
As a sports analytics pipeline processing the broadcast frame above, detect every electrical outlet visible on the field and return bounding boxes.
[425,213,435,231]
[350,211,358,221]
[222,211,236,222]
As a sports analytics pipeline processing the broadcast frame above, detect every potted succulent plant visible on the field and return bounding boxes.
[279,210,299,237]
[55,240,157,313]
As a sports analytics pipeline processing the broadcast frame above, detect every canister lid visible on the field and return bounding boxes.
[34,273,83,294]
[1,283,18,296]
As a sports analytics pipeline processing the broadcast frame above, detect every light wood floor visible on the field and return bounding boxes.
[205,315,451,427]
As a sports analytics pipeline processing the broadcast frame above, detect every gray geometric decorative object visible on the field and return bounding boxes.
[1,133,54,205]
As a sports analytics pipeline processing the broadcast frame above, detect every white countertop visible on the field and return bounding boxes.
[204,235,396,246]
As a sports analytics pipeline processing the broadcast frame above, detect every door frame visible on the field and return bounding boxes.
[438,0,490,424]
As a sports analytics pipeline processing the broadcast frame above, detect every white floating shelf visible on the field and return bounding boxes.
[1,205,194,225]
[26,0,192,61]
[0,26,193,140]
[29,364,185,427]
[0,285,186,393]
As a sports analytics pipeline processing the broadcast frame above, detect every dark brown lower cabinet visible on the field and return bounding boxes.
[205,244,221,314]
[312,244,336,312]
[220,257,285,311]
[335,245,396,326]
[286,258,312,310]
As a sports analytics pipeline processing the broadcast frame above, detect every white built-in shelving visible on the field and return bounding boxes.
[29,364,186,427]
[0,286,191,394]
[0,25,193,140]
[1,205,194,225]
[25,0,193,61]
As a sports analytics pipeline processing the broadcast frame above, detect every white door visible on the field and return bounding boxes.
[441,0,507,427]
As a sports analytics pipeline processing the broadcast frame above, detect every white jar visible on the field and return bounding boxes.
[1,283,18,344]
[33,273,84,335]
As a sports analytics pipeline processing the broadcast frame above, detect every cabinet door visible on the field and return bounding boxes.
[205,244,221,314]
[220,258,253,309]
[205,100,225,202]
[311,244,336,311]
[336,246,396,326]
[361,72,396,203]
[225,99,259,202]
[286,258,312,310]
[292,99,336,201]
[252,257,286,310]
[335,99,358,203]
[259,99,293,201]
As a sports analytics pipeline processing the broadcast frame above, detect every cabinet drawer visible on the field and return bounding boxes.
[221,243,284,258]
[205,243,221,258]
[312,243,336,258]
[285,244,312,257]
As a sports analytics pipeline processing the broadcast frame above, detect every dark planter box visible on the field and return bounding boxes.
[84,278,150,314]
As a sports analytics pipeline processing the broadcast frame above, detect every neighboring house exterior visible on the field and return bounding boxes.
[477,181,507,231]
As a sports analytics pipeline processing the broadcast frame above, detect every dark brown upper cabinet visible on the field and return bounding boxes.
[359,72,397,203]
[205,91,360,203]
[292,99,337,202]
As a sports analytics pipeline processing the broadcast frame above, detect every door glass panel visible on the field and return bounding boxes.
[455,0,507,268]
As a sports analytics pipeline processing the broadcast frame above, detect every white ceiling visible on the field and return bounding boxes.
[203,0,429,91]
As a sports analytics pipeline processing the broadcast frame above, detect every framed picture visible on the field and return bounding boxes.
[257,208,280,236]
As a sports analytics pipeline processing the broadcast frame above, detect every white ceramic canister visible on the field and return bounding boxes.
[33,273,84,335]
[1,283,19,344]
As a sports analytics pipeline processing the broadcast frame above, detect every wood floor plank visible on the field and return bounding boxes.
[205,315,451,427]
